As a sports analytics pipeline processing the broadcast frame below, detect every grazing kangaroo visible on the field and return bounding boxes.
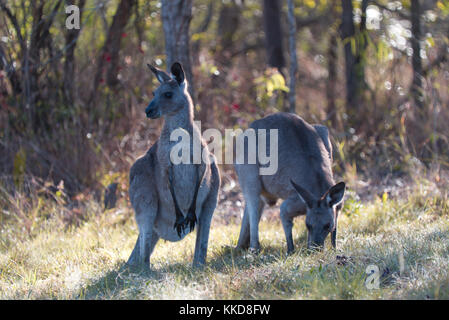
[127,62,220,268]
[235,112,345,253]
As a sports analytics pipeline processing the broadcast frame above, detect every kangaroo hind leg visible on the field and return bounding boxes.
[127,231,159,267]
[236,200,265,250]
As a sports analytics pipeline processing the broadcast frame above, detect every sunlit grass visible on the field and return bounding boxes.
[0,181,448,299]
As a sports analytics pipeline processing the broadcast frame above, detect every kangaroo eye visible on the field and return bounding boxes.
[164,92,173,98]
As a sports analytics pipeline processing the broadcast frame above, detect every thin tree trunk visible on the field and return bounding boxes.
[105,0,135,87]
[63,0,86,106]
[326,30,338,127]
[90,0,136,105]
[263,0,285,71]
[161,0,195,103]
[287,0,298,114]
[27,1,45,127]
[340,0,369,125]
[355,0,368,89]
[217,0,239,54]
[326,3,338,127]
[341,0,356,116]
[194,2,214,124]
[410,0,424,110]
[192,1,214,66]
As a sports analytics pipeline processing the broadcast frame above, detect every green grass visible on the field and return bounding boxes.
[1,181,449,299]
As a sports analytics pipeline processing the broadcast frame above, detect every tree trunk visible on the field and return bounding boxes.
[341,0,356,116]
[194,2,214,125]
[161,0,195,103]
[263,0,285,71]
[287,0,298,114]
[63,0,86,106]
[217,0,240,54]
[340,0,368,124]
[26,1,45,127]
[105,0,135,87]
[192,1,214,66]
[326,3,338,128]
[410,0,424,110]
[326,29,338,127]
[355,0,368,90]
[90,0,136,104]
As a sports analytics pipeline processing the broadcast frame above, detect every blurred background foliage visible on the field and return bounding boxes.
[0,0,448,208]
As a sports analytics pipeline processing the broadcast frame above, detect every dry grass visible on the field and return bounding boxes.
[0,176,448,300]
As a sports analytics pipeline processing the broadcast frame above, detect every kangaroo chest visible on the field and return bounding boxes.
[156,140,199,214]
[169,163,198,211]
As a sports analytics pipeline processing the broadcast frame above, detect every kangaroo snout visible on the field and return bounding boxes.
[145,101,160,119]
[308,240,325,251]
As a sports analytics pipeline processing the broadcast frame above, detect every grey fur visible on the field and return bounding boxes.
[127,62,220,268]
[235,112,345,253]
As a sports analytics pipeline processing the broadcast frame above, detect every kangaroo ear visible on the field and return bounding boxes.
[147,64,171,83]
[170,62,185,85]
[325,182,346,207]
[290,180,315,208]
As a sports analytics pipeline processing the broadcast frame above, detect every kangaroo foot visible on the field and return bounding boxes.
[248,247,261,255]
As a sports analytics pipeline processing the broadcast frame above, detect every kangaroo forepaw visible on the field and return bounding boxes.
[173,213,196,237]
[174,218,186,238]
[186,212,197,232]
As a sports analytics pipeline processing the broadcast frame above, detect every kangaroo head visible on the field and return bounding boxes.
[290,180,346,250]
[145,62,190,119]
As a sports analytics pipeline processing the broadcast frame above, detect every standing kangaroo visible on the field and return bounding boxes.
[235,112,345,253]
[127,62,220,268]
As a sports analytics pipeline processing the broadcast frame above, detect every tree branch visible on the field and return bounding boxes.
[296,7,331,28]
[0,43,21,94]
[0,0,26,52]
[194,1,214,34]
